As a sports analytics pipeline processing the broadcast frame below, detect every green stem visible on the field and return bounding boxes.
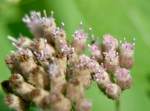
[115,99,120,111]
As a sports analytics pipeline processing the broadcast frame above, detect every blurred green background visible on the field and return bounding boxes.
[0,0,150,111]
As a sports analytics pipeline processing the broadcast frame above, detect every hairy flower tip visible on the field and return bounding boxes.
[16,49,33,60]
[73,28,87,42]
[94,67,111,89]
[48,62,60,77]
[120,42,134,57]
[77,55,91,69]
[105,83,121,100]
[87,59,100,73]
[103,34,118,51]
[72,28,87,53]
[15,49,37,74]
[104,50,119,72]
[54,27,66,41]
[76,99,92,111]
[8,36,32,49]
[22,11,56,37]
[31,38,55,60]
[60,43,74,56]
[119,42,134,69]
[115,68,132,90]
[88,43,103,61]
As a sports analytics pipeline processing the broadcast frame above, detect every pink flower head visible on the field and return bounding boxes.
[23,11,56,37]
[87,59,100,73]
[73,29,87,42]
[8,36,32,49]
[77,55,91,69]
[94,67,111,89]
[103,34,118,51]
[89,43,103,62]
[105,83,121,100]
[60,42,73,56]
[121,42,134,57]
[104,50,119,65]
[32,38,54,60]
[115,68,132,90]
[77,99,92,111]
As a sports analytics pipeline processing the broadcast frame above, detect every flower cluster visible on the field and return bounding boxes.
[1,11,135,111]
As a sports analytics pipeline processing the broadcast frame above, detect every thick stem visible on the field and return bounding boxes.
[115,99,120,111]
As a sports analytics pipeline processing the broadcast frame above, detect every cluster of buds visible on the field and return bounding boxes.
[1,11,135,111]
[88,34,135,99]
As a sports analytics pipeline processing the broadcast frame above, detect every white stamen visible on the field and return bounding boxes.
[43,10,47,17]
[89,27,92,31]
[80,21,83,25]
[61,22,65,27]
[8,36,17,43]
[51,10,54,17]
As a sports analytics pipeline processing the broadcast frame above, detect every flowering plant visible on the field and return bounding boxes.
[1,11,135,111]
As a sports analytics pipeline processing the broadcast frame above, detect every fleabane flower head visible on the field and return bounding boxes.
[103,34,119,51]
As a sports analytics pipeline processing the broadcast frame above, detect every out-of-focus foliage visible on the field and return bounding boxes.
[0,0,150,111]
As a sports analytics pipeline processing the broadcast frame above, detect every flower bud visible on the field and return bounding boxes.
[104,50,119,73]
[5,94,27,111]
[94,67,111,89]
[103,34,118,51]
[23,11,56,38]
[105,83,121,100]
[119,42,134,69]
[72,28,87,54]
[8,36,32,49]
[5,53,18,73]
[31,38,55,60]
[76,69,92,88]
[77,55,91,69]
[89,43,103,62]
[66,79,85,102]
[87,59,100,73]
[115,68,132,90]
[49,92,71,111]
[15,49,37,75]
[9,74,35,101]
[76,99,92,111]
